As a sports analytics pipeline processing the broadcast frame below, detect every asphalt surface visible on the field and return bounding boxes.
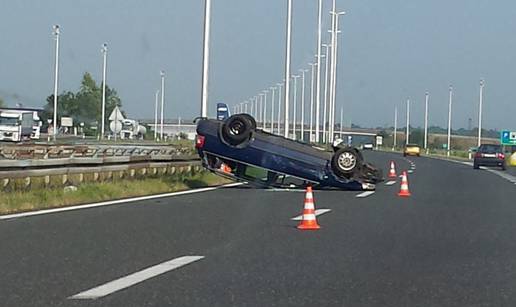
[1,151,516,306]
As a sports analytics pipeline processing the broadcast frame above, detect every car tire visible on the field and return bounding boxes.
[220,114,254,147]
[331,147,362,179]
[238,114,257,130]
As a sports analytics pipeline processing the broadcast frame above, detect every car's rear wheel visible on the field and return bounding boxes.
[331,147,362,179]
[220,114,254,146]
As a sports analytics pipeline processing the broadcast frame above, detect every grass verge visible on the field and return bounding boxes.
[0,171,231,215]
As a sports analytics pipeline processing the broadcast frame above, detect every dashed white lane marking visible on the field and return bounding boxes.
[266,188,306,192]
[356,191,375,198]
[0,183,244,221]
[291,208,332,220]
[408,170,414,173]
[385,181,396,186]
[69,256,205,300]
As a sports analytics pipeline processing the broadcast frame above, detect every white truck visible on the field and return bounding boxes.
[0,110,34,142]
[119,119,147,140]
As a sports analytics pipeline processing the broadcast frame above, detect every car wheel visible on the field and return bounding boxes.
[238,114,257,130]
[331,147,362,178]
[220,114,254,146]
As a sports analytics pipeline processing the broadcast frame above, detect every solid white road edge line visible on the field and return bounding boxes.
[291,208,332,220]
[385,181,396,186]
[356,191,375,198]
[0,182,244,221]
[69,256,205,300]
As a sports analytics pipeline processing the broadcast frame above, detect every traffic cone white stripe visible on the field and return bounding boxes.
[304,202,314,210]
[302,214,316,221]
[305,192,313,199]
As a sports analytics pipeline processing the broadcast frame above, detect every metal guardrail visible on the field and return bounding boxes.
[0,144,199,169]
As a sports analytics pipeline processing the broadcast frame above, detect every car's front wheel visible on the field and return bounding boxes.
[220,114,254,147]
[331,147,362,179]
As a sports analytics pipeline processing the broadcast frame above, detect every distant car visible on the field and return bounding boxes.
[362,143,374,150]
[473,144,506,170]
[195,114,383,191]
[403,144,421,157]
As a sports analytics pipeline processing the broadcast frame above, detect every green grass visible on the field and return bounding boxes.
[0,172,231,215]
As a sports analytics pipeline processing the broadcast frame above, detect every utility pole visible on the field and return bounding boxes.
[160,70,165,141]
[406,98,410,145]
[292,75,300,139]
[322,43,331,144]
[100,43,107,139]
[262,90,268,130]
[424,92,429,153]
[154,90,159,140]
[447,85,453,157]
[299,69,308,141]
[393,106,398,150]
[277,82,283,135]
[200,0,212,117]
[478,79,484,147]
[270,87,276,133]
[308,62,317,142]
[52,25,60,142]
[315,0,323,143]
[283,0,293,138]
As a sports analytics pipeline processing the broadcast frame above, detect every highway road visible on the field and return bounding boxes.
[1,151,516,306]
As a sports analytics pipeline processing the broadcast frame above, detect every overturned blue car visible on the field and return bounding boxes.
[195,114,382,190]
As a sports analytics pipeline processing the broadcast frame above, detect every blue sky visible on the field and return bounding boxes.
[1,0,515,130]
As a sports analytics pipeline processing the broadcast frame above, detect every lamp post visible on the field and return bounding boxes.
[160,70,165,140]
[447,85,453,157]
[406,98,410,145]
[478,79,484,147]
[277,82,283,135]
[322,43,331,143]
[100,43,107,139]
[315,0,323,143]
[329,10,345,143]
[52,25,60,141]
[270,87,276,133]
[424,92,429,153]
[308,62,317,142]
[154,90,159,140]
[393,106,398,150]
[200,0,212,117]
[262,90,268,130]
[299,69,308,141]
[292,75,300,139]
[283,0,293,138]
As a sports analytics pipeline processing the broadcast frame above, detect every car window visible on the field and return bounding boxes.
[479,145,501,153]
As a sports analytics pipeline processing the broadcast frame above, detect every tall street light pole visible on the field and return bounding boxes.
[292,75,300,139]
[308,62,317,142]
[322,43,331,144]
[329,10,345,143]
[315,0,323,143]
[200,0,212,117]
[478,79,484,147]
[154,90,159,140]
[277,82,283,135]
[393,106,398,150]
[447,85,453,157]
[299,69,308,141]
[406,98,410,145]
[270,87,276,133]
[160,70,165,140]
[424,92,429,153]
[100,43,108,139]
[262,90,268,130]
[52,25,60,142]
[283,0,293,138]
[259,93,264,128]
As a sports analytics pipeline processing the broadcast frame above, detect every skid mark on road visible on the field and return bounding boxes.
[291,209,332,220]
[356,191,375,198]
[69,256,205,300]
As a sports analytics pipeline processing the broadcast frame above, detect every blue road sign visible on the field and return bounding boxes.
[501,130,516,145]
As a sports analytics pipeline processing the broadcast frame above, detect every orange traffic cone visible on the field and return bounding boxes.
[297,186,320,230]
[398,171,411,197]
[388,161,397,178]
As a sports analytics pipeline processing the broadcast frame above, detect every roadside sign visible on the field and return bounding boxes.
[501,130,516,145]
[376,136,383,146]
[61,117,73,127]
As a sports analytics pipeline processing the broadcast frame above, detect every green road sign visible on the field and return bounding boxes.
[501,130,516,145]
